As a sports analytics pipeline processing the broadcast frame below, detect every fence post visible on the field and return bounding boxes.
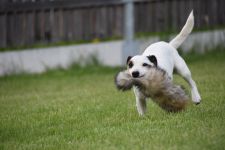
[122,0,138,65]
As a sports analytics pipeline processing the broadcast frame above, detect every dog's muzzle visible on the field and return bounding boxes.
[132,71,139,78]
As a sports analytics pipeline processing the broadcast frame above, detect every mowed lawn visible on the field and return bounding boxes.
[0,50,225,150]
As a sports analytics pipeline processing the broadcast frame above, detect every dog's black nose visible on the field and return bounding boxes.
[132,71,139,78]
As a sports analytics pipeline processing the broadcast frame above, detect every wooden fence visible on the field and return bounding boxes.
[0,0,224,48]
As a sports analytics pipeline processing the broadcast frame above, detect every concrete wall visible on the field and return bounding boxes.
[0,41,123,76]
[0,29,224,76]
[138,29,225,53]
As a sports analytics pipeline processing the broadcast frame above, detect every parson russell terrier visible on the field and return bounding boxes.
[124,11,201,115]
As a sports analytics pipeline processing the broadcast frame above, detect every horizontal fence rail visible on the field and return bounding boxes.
[0,0,224,48]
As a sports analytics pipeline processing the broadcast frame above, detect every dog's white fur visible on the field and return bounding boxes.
[128,11,201,115]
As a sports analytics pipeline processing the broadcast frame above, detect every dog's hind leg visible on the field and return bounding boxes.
[133,87,147,115]
[175,59,201,104]
[174,55,201,104]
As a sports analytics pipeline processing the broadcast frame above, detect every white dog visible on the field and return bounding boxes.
[126,11,201,115]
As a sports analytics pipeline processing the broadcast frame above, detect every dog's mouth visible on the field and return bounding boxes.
[132,75,145,78]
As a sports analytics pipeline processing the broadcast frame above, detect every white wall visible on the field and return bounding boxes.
[0,29,224,76]
[138,29,225,53]
[0,41,123,76]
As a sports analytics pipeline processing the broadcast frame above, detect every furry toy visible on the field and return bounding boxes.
[115,67,189,112]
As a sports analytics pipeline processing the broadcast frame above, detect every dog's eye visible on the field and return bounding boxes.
[128,62,133,68]
[142,63,148,67]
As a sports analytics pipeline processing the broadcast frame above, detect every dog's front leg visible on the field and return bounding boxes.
[133,86,147,116]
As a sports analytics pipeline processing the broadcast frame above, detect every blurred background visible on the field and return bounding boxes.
[0,0,224,75]
[1,1,225,149]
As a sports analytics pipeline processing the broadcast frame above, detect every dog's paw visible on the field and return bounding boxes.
[195,102,201,105]
[191,90,201,105]
[138,111,146,116]
[192,97,201,105]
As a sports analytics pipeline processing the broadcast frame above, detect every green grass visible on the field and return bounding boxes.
[0,50,225,150]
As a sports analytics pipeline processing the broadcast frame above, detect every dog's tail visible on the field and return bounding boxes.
[169,11,194,49]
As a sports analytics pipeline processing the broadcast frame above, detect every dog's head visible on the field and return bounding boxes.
[126,55,157,78]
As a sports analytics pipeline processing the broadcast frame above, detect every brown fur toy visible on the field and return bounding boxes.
[115,67,189,112]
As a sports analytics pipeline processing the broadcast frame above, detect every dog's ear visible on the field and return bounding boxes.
[147,55,157,66]
[126,56,132,64]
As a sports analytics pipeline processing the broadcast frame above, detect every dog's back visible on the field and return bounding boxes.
[142,11,194,78]
[143,42,175,78]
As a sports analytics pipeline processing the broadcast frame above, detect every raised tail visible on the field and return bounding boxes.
[169,11,194,49]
